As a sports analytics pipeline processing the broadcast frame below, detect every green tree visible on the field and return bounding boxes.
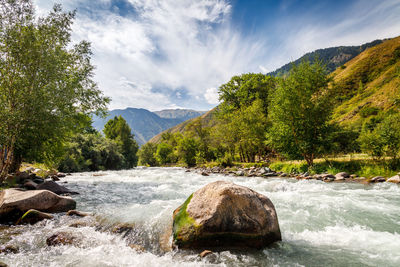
[0,1,109,180]
[138,142,158,166]
[103,116,139,168]
[155,142,174,165]
[177,137,198,167]
[359,113,400,164]
[218,73,275,116]
[267,60,333,166]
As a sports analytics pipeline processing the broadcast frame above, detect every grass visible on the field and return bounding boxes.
[269,154,399,178]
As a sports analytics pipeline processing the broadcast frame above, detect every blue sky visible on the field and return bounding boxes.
[35,0,400,111]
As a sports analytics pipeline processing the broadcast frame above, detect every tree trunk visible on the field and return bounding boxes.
[0,137,16,181]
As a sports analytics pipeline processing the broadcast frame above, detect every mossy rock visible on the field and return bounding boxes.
[172,181,281,249]
[17,209,53,225]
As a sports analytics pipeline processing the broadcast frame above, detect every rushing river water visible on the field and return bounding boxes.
[1,167,400,266]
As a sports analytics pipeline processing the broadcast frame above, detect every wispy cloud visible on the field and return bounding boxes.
[34,0,400,111]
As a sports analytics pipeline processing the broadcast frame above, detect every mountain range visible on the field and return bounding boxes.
[92,108,205,145]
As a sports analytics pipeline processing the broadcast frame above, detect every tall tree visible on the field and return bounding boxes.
[103,116,139,168]
[267,60,333,166]
[0,0,109,180]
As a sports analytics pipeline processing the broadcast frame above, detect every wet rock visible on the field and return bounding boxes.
[173,181,281,249]
[199,250,213,257]
[33,178,44,184]
[23,179,38,190]
[0,245,19,254]
[69,221,89,228]
[46,232,76,246]
[201,171,209,176]
[129,244,145,253]
[111,223,135,235]
[0,189,76,223]
[67,210,89,217]
[0,261,8,267]
[236,170,244,176]
[279,173,288,177]
[51,175,60,181]
[350,174,358,179]
[16,209,53,225]
[57,172,66,178]
[37,181,78,195]
[335,172,350,180]
[370,176,386,183]
[387,175,400,183]
[263,172,276,177]
[15,171,30,183]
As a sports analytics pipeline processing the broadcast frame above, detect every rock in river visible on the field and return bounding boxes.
[0,189,76,224]
[37,181,78,195]
[172,181,281,249]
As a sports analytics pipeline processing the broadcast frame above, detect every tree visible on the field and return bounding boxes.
[0,1,109,180]
[58,132,124,172]
[138,142,158,166]
[103,116,139,168]
[358,113,400,165]
[155,142,174,165]
[177,137,198,167]
[267,60,333,166]
[218,73,275,116]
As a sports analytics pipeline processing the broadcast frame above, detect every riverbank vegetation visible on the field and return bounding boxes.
[140,37,400,177]
[0,1,138,182]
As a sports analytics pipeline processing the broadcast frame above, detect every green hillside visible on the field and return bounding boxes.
[331,36,400,128]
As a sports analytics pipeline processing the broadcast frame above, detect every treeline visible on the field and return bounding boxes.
[59,116,138,172]
[139,61,400,169]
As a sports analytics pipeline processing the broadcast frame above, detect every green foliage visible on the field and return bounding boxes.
[104,116,139,168]
[138,143,158,166]
[0,0,109,179]
[58,132,124,172]
[267,60,334,166]
[358,113,400,164]
[359,106,380,118]
[177,137,198,167]
[155,143,174,165]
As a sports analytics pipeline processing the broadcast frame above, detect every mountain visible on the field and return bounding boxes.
[149,108,218,144]
[92,108,205,145]
[148,36,400,143]
[269,39,383,76]
[154,109,206,120]
[331,36,400,128]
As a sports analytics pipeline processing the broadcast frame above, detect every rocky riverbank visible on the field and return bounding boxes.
[186,166,400,184]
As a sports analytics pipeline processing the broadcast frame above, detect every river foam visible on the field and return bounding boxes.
[1,167,399,266]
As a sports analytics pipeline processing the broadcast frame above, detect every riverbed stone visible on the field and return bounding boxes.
[0,261,8,267]
[67,210,89,217]
[335,172,350,180]
[37,181,78,195]
[23,179,38,190]
[0,189,76,223]
[16,209,54,225]
[370,176,386,183]
[0,245,19,254]
[387,175,400,183]
[172,181,281,249]
[46,232,76,246]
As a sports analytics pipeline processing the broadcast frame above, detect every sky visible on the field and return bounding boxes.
[34,0,400,111]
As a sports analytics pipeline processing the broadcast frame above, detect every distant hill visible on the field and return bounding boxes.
[92,108,205,145]
[149,108,218,144]
[269,39,383,76]
[154,109,206,120]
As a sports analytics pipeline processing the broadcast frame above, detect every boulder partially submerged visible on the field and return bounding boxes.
[0,189,76,223]
[172,181,281,249]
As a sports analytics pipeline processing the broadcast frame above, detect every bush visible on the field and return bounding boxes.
[359,106,380,118]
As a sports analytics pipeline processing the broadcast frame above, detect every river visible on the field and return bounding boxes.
[1,167,400,266]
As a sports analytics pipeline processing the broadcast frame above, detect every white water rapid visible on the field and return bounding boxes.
[1,167,400,266]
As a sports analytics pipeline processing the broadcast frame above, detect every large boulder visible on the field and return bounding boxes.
[37,181,78,195]
[0,189,76,223]
[172,181,281,249]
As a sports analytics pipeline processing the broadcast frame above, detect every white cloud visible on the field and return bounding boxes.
[33,0,400,111]
[204,87,219,105]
